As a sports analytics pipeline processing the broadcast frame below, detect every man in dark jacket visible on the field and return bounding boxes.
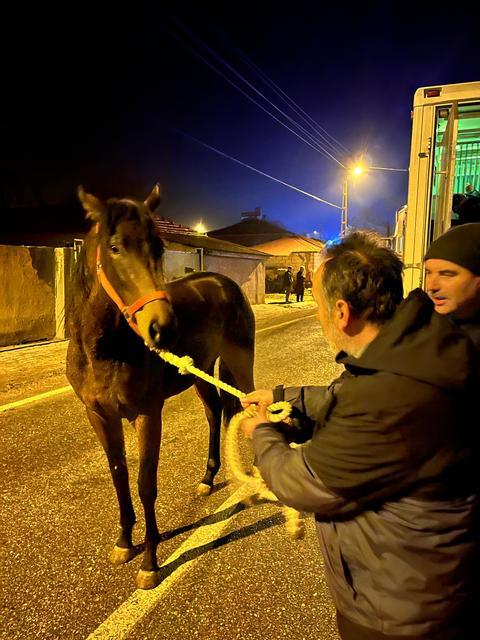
[241,233,480,640]
[283,266,293,302]
[424,222,480,346]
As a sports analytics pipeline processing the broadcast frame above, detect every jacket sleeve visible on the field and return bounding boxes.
[255,373,441,516]
[252,423,360,516]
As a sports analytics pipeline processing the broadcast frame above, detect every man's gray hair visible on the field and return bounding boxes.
[321,232,403,324]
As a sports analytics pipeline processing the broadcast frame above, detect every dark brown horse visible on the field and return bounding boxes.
[66,185,255,589]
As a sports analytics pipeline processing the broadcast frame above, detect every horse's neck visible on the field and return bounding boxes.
[74,288,145,364]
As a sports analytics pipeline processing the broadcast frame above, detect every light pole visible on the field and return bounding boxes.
[340,177,349,238]
[341,166,363,237]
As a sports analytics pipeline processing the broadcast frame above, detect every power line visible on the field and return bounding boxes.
[175,128,342,209]
[222,34,352,157]
[170,18,346,166]
[168,23,345,168]
[369,166,409,172]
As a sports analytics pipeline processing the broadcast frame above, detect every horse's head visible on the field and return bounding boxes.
[78,184,178,350]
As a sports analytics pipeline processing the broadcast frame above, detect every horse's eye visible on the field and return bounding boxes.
[110,245,120,255]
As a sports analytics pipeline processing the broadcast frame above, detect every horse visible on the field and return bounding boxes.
[66,185,255,589]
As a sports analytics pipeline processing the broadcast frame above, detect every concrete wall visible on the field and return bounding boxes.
[163,249,201,280]
[0,245,56,347]
[0,243,266,347]
[204,253,265,304]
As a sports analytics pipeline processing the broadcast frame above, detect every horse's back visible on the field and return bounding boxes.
[166,271,255,356]
[166,271,254,327]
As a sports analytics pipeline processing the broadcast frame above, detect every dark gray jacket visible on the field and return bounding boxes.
[253,290,480,640]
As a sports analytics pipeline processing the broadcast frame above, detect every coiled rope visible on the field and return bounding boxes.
[149,346,305,539]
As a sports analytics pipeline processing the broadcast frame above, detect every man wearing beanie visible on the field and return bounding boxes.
[424,223,480,344]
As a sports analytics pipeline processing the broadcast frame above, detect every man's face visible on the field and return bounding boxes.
[312,266,347,353]
[424,258,480,319]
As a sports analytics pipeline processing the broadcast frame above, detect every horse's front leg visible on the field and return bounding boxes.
[194,376,222,496]
[85,408,137,564]
[135,407,163,590]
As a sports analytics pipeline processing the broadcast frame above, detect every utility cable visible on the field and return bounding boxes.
[174,128,342,209]
[168,28,345,167]
[169,19,346,167]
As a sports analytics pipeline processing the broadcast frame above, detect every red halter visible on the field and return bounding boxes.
[95,245,171,338]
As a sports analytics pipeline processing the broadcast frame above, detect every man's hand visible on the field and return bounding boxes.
[241,389,273,408]
[239,403,269,439]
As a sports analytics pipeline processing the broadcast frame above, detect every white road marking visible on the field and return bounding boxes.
[0,385,73,413]
[86,484,254,640]
[256,313,315,334]
[0,314,315,414]
[1,313,314,636]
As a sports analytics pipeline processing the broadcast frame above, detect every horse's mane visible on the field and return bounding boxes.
[73,239,93,300]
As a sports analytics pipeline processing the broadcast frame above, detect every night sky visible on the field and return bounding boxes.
[2,2,479,240]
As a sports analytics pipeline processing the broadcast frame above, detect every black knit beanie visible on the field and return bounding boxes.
[424,223,480,275]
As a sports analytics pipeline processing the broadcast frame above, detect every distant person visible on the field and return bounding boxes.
[240,232,480,640]
[295,266,306,302]
[452,193,466,222]
[424,222,480,345]
[283,266,293,302]
[451,186,480,226]
[466,183,480,199]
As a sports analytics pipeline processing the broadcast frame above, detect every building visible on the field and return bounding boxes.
[252,236,325,292]
[208,207,296,247]
[154,218,269,305]
[0,210,268,347]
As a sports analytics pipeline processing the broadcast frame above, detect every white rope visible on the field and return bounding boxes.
[148,345,305,539]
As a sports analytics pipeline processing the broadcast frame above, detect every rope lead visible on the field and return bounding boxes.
[148,345,304,539]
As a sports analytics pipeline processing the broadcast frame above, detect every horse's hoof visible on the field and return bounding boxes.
[136,569,161,590]
[110,545,137,565]
[196,482,212,496]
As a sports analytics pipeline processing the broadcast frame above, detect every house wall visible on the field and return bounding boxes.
[0,245,56,347]
[204,253,265,304]
[0,243,266,347]
[163,249,200,280]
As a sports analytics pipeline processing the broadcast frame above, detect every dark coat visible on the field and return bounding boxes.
[453,313,480,348]
[295,270,305,292]
[253,290,480,640]
[282,270,293,288]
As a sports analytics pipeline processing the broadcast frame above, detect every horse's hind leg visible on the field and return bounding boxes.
[194,372,222,496]
[220,342,255,395]
[86,408,137,564]
[135,408,163,590]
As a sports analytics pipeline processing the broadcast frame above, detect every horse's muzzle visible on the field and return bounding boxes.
[148,316,178,349]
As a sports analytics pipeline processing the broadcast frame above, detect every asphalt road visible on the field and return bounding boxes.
[0,304,344,640]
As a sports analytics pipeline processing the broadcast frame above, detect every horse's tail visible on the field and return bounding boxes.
[219,360,243,426]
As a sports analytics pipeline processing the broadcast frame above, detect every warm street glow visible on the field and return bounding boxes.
[353,166,363,176]
[194,221,207,234]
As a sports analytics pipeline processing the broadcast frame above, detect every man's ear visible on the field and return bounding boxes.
[335,299,351,330]
[77,186,106,222]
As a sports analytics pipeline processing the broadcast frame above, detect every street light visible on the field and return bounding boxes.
[340,163,408,237]
[194,221,207,235]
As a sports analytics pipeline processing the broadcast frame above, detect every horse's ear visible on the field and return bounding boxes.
[77,186,106,222]
[144,184,162,212]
